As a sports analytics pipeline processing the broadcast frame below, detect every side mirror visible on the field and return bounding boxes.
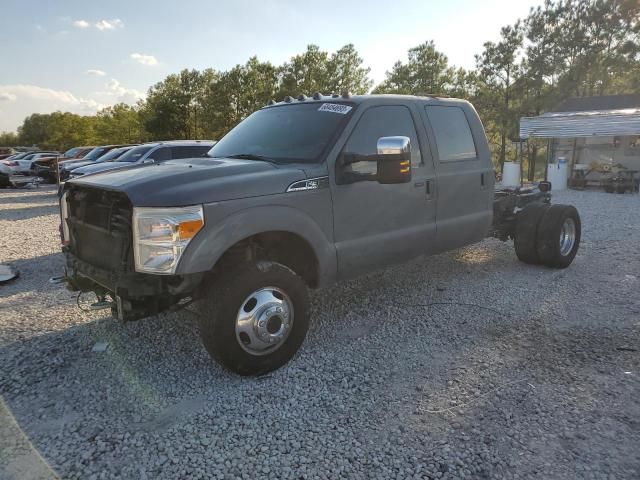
[141,158,155,164]
[376,136,411,184]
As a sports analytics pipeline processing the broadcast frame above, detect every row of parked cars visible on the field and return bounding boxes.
[0,140,215,186]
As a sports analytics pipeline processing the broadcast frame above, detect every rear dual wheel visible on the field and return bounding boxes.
[514,203,581,269]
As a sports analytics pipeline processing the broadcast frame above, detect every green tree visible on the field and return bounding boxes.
[373,41,459,95]
[0,131,19,147]
[279,45,331,97]
[201,57,278,138]
[475,23,524,170]
[326,44,373,94]
[95,103,145,144]
[141,69,210,140]
[17,113,51,147]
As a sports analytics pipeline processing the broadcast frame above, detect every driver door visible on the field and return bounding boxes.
[330,104,437,279]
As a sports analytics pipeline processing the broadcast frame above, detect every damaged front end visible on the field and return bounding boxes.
[59,185,203,321]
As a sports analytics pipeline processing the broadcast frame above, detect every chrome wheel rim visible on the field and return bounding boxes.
[235,287,294,356]
[559,218,576,256]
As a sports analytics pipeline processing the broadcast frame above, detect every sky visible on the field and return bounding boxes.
[0,0,544,132]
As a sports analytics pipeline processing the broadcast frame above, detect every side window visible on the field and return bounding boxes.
[342,105,422,176]
[148,147,171,162]
[171,146,210,159]
[425,106,477,161]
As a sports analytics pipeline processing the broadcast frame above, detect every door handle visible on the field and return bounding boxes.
[481,172,485,186]
[425,179,433,199]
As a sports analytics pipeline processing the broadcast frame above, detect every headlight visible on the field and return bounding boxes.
[132,205,204,274]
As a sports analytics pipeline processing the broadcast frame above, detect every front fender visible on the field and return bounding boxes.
[176,202,337,286]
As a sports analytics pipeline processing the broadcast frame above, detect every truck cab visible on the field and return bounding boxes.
[60,94,580,375]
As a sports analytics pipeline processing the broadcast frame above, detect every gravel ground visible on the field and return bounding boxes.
[1,186,639,480]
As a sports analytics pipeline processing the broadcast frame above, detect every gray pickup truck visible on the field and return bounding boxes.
[59,93,581,375]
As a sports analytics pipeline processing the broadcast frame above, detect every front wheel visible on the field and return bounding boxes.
[198,261,310,376]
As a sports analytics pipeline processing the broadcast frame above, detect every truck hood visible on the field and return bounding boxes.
[68,157,307,207]
[72,161,127,175]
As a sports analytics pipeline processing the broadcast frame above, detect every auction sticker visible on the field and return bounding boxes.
[318,103,352,114]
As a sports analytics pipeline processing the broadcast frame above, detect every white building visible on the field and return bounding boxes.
[520,95,640,185]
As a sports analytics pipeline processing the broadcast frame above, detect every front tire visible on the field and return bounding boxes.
[198,261,310,376]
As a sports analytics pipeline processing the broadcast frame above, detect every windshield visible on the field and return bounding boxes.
[208,103,353,163]
[63,147,80,158]
[95,147,132,163]
[116,145,154,162]
[82,147,109,161]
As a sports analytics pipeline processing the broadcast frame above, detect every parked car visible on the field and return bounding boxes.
[0,159,18,187]
[59,94,582,376]
[33,146,94,171]
[56,145,131,181]
[14,151,59,174]
[33,147,95,182]
[65,145,137,172]
[68,141,215,179]
[0,159,18,175]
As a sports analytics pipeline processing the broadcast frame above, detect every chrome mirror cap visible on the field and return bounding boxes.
[377,136,411,156]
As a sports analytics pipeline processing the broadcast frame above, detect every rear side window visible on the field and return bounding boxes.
[148,147,171,162]
[425,106,477,161]
[171,146,210,159]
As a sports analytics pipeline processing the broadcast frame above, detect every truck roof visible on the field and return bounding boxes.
[262,93,471,109]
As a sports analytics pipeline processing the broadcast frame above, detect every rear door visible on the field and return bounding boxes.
[421,103,494,252]
[331,103,437,278]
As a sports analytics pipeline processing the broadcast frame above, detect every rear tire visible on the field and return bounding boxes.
[198,261,310,376]
[514,203,550,265]
[536,204,581,269]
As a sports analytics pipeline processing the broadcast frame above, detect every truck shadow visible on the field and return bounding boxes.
[0,204,59,221]
[0,190,57,206]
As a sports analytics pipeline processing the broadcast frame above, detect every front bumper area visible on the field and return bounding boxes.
[64,250,204,320]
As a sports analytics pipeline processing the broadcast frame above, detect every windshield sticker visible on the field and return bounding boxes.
[318,103,352,114]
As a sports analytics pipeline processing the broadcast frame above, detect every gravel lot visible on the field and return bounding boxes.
[1,186,639,480]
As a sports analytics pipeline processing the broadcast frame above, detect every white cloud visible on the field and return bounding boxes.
[0,84,105,132]
[85,69,107,77]
[95,19,124,31]
[72,18,124,31]
[73,19,90,29]
[130,53,158,66]
[105,79,145,104]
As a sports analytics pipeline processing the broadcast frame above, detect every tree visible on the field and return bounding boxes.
[279,45,331,97]
[373,41,460,95]
[326,44,373,94]
[141,69,211,140]
[200,58,278,138]
[0,131,19,147]
[95,103,144,144]
[18,113,51,147]
[475,23,524,170]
